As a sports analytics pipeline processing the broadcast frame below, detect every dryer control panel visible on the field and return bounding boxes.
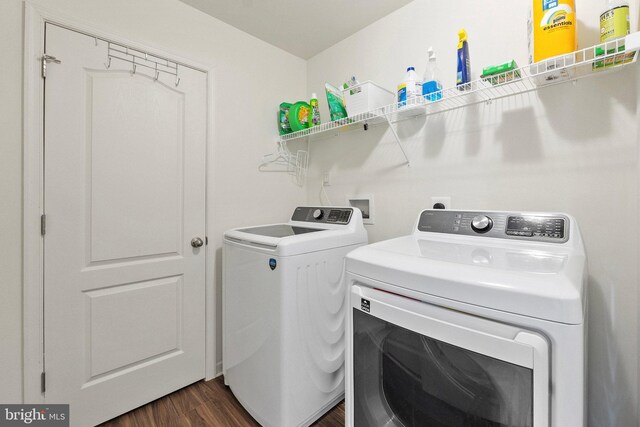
[417,210,569,243]
[291,207,353,224]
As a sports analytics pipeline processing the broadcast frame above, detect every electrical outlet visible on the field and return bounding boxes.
[322,172,331,186]
[430,196,451,209]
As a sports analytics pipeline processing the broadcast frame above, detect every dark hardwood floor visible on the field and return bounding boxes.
[98,376,345,427]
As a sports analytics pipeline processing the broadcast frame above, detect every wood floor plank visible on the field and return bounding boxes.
[170,414,194,427]
[202,376,227,400]
[169,382,207,415]
[202,377,260,426]
[131,394,180,427]
[210,395,260,427]
[104,376,345,427]
[184,401,231,427]
[191,379,219,403]
[98,411,139,427]
[313,401,345,427]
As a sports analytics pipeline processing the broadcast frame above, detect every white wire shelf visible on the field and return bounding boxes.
[279,33,640,146]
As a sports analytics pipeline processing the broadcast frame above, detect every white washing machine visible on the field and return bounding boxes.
[344,209,587,427]
[223,206,368,427]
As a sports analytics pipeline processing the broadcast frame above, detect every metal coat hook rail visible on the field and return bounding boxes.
[105,42,181,86]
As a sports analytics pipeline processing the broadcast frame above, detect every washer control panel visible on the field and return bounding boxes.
[291,207,353,224]
[417,210,569,243]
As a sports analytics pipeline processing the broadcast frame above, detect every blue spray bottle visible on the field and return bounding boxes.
[456,29,470,90]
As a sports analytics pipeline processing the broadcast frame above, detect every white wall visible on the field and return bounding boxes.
[0,0,26,405]
[306,0,640,425]
[1,0,307,402]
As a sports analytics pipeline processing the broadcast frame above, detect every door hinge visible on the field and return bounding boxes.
[40,214,46,236]
[41,54,61,79]
[41,371,46,393]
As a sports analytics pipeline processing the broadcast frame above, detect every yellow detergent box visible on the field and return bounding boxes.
[528,0,577,63]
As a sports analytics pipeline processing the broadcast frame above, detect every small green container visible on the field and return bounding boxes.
[278,102,292,135]
[289,101,311,132]
[481,60,521,85]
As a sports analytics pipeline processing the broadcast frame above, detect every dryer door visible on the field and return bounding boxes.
[347,284,549,427]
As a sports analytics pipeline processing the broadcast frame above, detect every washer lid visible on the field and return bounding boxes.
[236,224,324,238]
[345,233,587,324]
[224,207,369,256]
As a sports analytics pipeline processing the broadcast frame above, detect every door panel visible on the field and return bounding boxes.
[87,71,185,263]
[85,276,182,378]
[43,24,207,426]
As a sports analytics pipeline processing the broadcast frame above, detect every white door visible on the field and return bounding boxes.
[43,24,207,426]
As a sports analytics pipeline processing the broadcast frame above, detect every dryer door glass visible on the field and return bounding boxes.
[353,309,533,427]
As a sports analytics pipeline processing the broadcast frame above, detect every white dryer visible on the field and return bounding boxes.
[223,206,368,427]
[344,209,587,427]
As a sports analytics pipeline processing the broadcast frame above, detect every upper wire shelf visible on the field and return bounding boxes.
[279,32,640,144]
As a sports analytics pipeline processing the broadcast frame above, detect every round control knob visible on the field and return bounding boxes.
[312,209,323,220]
[471,215,493,233]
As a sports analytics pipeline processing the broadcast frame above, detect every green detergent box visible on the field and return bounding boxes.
[481,60,521,85]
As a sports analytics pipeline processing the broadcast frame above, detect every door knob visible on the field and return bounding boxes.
[191,237,204,248]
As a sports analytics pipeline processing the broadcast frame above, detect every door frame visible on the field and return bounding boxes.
[23,2,218,404]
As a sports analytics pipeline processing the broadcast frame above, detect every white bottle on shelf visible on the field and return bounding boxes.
[398,67,419,107]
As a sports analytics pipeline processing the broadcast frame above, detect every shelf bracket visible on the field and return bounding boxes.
[384,115,410,166]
